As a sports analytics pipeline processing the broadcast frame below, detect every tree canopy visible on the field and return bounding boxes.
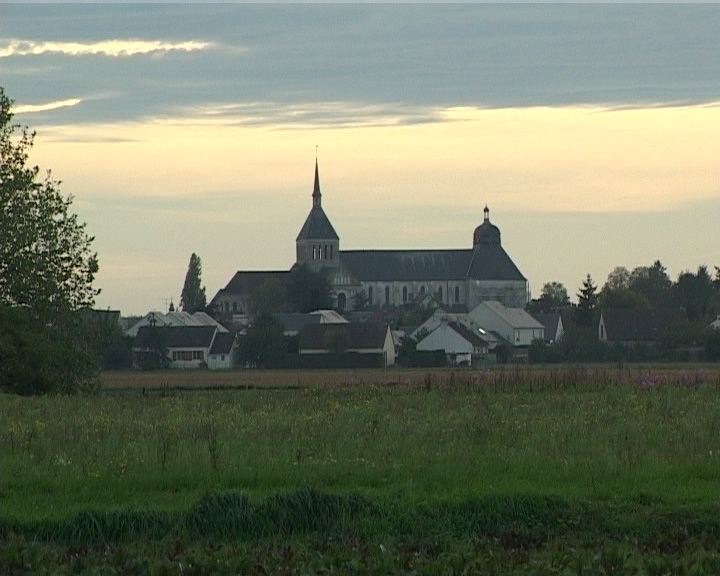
[0,87,98,318]
[0,87,100,393]
[180,253,207,313]
[287,264,333,313]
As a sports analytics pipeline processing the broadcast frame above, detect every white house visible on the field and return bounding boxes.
[133,325,234,370]
[469,300,544,347]
[416,320,489,366]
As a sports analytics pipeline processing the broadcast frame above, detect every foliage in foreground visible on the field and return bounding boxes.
[4,489,720,575]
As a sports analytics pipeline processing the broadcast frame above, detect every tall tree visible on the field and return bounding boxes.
[674,265,715,321]
[575,274,598,327]
[1,87,99,394]
[0,87,98,317]
[180,253,207,313]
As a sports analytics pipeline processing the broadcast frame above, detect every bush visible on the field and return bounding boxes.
[0,305,97,394]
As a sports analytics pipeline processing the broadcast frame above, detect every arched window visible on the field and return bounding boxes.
[455,286,460,304]
[438,286,443,302]
[403,286,408,303]
[385,286,390,304]
[420,285,426,296]
[337,292,347,311]
[313,245,317,260]
[330,244,333,259]
[368,286,373,305]
[232,302,237,313]
[324,245,328,260]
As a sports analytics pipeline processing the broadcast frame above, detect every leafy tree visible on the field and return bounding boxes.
[604,266,631,291]
[0,305,97,394]
[0,87,100,394]
[287,264,332,313]
[674,265,715,321]
[248,278,286,317]
[236,314,286,368]
[599,287,649,311]
[527,281,570,313]
[575,274,599,327]
[629,260,672,309]
[180,253,207,313]
[0,87,98,318]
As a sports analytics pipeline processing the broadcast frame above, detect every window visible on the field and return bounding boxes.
[438,286,443,302]
[173,350,195,362]
[420,286,426,295]
[368,286,373,305]
[330,244,333,259]
[385,286,390,304]
[193,350,204,361]
[403,286,408,303]
[324,245,328,260]
[455,286,460,304]
[232,302,237,313]
[337,292,347,311]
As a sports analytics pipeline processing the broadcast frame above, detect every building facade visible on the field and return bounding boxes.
[212,161,529,315]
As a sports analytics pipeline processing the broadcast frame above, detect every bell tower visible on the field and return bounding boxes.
[296,159,340,272]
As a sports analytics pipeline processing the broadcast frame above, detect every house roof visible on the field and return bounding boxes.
[446,320,488,348]
[215,271,289,297]
[339,246,525,283]
[601,308,688,342]
[209,331,235,355]
[531,313,562,340]
[299,322,390,351]
[479,301,543,329]
[126,310,227,337]
[273,312,322,333]
[134,325,217,349]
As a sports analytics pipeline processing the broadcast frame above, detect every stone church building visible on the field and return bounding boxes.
[211,162,529,315]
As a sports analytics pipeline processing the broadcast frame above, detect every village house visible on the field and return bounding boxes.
[298,323,396,367]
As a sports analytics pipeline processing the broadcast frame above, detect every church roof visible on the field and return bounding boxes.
[296,159,339,241]
[339,246,525,282]
[217,271,288,296]
[296,205,339,241]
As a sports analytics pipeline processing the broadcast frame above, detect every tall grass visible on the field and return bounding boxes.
[2,368,720,522]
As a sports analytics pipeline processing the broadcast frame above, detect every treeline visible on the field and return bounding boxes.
[528,261,720,363]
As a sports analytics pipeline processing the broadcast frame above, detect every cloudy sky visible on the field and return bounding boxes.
[2,4,719,314]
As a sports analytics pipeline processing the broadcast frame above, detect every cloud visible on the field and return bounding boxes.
[0,39,211,58]
[163,100,446,129]
[14,98,83,114]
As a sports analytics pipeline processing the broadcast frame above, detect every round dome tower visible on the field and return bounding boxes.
[473,205,501,247]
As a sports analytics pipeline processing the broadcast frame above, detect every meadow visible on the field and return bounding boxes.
[3,366,720,573]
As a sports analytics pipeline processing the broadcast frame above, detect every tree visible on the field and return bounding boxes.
[180,253,207,313]
[236,314,286,368]
[629,260,672,309]
[575,274,598,327]
[674,265,715,321]
[527,281,570,313]
[604,266,631,291]
[248,278,286,317]
[0,87,98,318]
[287,264,332,313]
[0,87,100,394]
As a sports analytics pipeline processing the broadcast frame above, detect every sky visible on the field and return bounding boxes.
[1,4,719,315]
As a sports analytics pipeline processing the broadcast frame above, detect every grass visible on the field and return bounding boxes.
[3,366,720,571]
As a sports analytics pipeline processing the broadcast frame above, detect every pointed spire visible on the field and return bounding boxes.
[483,205,490,222]
[312,157,321,207]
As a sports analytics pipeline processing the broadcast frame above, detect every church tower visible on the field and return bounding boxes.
[296,160,340,272]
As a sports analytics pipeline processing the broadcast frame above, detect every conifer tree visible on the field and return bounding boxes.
[575,274,599,327]
[180,253,207,313]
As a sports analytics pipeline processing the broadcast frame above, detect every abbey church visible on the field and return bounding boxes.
[211,162,529,315]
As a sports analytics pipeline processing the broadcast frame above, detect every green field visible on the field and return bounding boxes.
[3,367,720,573]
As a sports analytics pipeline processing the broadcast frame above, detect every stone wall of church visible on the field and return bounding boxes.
[466,280,529,309]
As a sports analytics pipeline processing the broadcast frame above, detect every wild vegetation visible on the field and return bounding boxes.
[3,368,720,572]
